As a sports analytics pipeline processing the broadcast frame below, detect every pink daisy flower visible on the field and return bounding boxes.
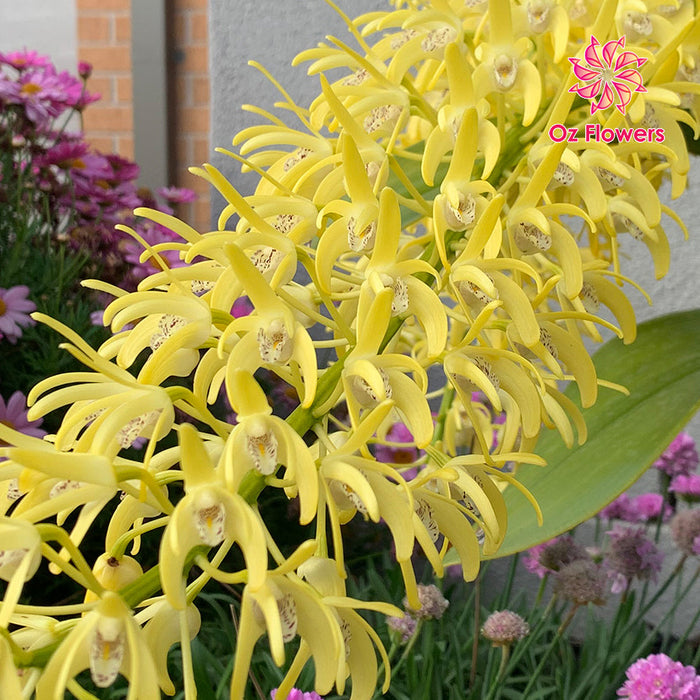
[0,285,36,343]
[0,391,46,449]
[157,186,197,204]
[0,49,52,72]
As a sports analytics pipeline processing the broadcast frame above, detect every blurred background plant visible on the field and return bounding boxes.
[0,50,194,417]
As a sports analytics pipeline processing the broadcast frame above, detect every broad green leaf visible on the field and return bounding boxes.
[494,309,700,557]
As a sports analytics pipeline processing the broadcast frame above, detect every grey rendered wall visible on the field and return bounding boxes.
[209,0,380,198]
[0,0,77,73]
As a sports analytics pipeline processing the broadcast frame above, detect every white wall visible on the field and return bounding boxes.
[0,0,77,74]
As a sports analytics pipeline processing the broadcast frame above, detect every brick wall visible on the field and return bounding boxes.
[171,0,212,230]
[77,0,134,158]
[76,0,211,231]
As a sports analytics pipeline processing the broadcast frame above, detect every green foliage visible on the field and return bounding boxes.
[0,147,106,402]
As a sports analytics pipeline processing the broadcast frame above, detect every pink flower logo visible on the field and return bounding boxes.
[569,36,647,115]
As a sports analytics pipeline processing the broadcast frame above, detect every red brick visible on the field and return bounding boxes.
[192,137,210,165]
[192,76,209,105]
[175,139,192,165]
[84,76,113,104]
[173,13,187,42]
[114,16,131,43]
[85,136,117,153]
[190,12,208,42]
[176,0,207,9]
[177,47,208,72]
[194,199,212,228]
[184,175,211,194]
[83,105,133,132]
[77,15,111,43]
[174,75,189,106]
[77,0,129,9]
[179,107,209,133]
[117,136,134,159]
[79,46,131,72]
[115,76,132,103]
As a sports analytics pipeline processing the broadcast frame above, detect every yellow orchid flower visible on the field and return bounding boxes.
[99,287,213,386]
[315,133,382,292]
[473,0,543,126]
[341,289,433,446]
[432,107,499,269]
[423,43,501,187]
[137,600,201,696]
[159,424,268,610]
[223,369,319,524]
[35,592,160,699]
[514,0,571,62]
[506,140,587,299]
[444,346,543,451]
[0,635,23,698]
[217,243,318,408]
[361,187,447,356]
[296,556,398,699]
[0,518,42,628]
[231,574,345,699]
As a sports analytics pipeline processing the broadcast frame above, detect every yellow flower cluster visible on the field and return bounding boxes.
[0,0,698,697]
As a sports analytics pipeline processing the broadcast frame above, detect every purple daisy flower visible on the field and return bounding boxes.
[0,391,46,450]
[0,49,53,72]
[618,653,700,699]
[157,186,197,204]
[0,286,36,343]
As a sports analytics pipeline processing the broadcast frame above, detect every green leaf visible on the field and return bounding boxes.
[495,309,700,557]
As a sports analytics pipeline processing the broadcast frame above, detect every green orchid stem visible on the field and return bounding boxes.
[115,466,175,515]
[109,516,170,560]
[36,524,104,595]
[432,384,455,446]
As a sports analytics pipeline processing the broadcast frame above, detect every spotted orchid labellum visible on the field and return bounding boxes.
[0,0,697,697]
